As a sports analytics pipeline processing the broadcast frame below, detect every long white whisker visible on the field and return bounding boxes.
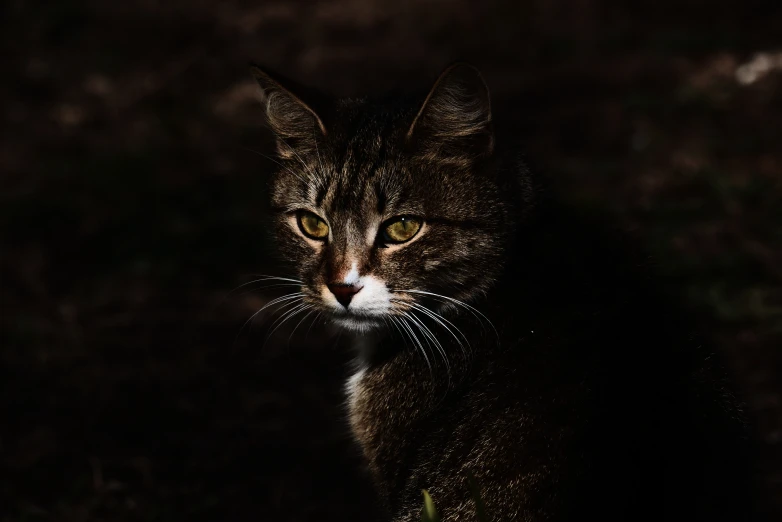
[211,276,302,316]
[264,298,306,332]
[398,289,498,339]
[408,302,471,360]
[406,311,451,382]
[409,302,469,344]
[387,316,407,347]
[244,274,303,283]
[304,311,323,339]
[404,311,446,366]
[397,316,432,375]
[236,292,303,340]
[235,282,302,292]
[288,307,316,346]
[223,282,303,305]
[263,302,310,347]
[250,298,304,341]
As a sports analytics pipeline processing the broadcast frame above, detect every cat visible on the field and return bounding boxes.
[250,62,756,521]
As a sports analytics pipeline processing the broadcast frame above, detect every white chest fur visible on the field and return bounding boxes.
[345,367,367,410]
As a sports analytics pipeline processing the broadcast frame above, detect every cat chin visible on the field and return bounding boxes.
[331,315,384,333]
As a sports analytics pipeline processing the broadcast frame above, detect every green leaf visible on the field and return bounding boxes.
[421,489,441,522]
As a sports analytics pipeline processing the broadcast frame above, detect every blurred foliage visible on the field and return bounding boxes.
[421,490,441,522]
[419,472,489,521]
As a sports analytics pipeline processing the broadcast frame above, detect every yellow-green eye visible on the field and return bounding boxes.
[297,211,329,240]
[382,216,422,244]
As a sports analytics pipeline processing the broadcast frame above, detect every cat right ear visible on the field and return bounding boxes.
[249,65,327,159]
[406,62,494,162]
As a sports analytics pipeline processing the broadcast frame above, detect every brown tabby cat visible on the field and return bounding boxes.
[251,63,755,521]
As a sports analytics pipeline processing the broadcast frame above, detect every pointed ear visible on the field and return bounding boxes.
[250,65,327,159]
[406,63,494,161]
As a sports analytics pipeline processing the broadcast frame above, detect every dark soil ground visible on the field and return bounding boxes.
[2,1,781,520]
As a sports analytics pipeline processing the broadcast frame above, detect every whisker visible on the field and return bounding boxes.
[209,275,302,318]
[264,298,307,333]
[386,316,406,346]
[249,297,304,340]
[404,311,446,365]
[305,311,323,339]
[234,282,302,292]
[220,276,301,303]
[288,307,316,347]
[234,292,303,344]
[405,310,451,383]
[242,274,303,283]
[220,282,302,307]
[263,302,310,348]
[397,289,498,340]
[407,302,471,360]
[397,316,433,376]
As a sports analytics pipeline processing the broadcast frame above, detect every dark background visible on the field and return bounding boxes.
[2,1,781,520]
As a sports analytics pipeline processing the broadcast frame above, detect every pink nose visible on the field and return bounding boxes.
[327,284,362,308]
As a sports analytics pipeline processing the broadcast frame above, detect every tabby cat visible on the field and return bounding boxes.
[251,63,755,521]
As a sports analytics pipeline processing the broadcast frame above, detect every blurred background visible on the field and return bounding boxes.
[1,0,781,520]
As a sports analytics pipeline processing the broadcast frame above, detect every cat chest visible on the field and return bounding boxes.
[344,366,429,451]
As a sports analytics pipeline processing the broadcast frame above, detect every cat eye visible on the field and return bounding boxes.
[297,210,329,240]
[381,216,422,244]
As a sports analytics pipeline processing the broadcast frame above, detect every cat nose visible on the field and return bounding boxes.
[327,283,363,308]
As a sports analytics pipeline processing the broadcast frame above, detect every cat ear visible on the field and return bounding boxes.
[250,65,327,159]
[406,62,494,160]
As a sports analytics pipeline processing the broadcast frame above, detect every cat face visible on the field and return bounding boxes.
[253,64,509,332]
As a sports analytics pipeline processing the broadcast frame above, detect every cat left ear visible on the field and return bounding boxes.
[250,65,327,159]
[406,62,494,160]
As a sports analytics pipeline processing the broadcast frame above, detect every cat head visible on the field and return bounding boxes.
[252,63,511,333]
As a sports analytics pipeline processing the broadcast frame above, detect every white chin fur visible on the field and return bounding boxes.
[332,316,383,333]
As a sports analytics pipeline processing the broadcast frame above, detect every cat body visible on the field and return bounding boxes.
[347,210,751,521]
[252,63,754,521]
